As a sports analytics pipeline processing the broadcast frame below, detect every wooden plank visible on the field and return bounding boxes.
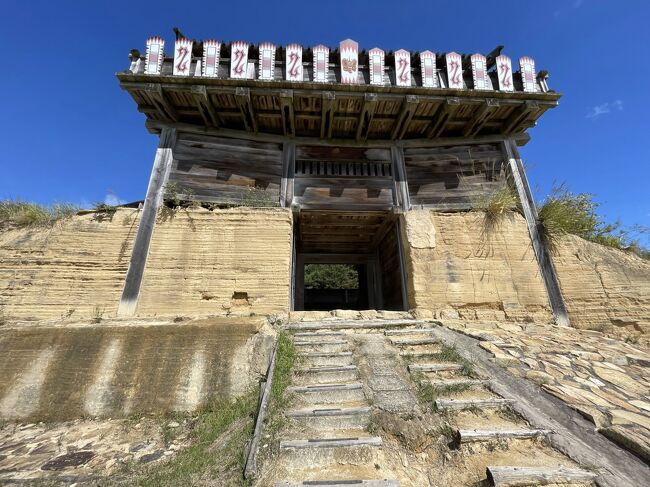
[435,398,513,411]
[408,363,463,372]
[456,428,551,444]
[486,465,597,486]
[191,85,220,127]
[463,99,499,136]
[118,128,176,316]
[502,139,570,327]
[244,339,278,479]
[280,90,296,136]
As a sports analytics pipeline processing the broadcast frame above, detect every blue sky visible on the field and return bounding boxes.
[3,0,649,242]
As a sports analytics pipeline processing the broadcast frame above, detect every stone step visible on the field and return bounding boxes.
[384,327,438,336]
[293,331,346,339]
[285,319,429,331]
[430,378,490,388]
[276,481,399,487]
[408,363,463,373]
[300,351,354,367]
[295,366,359,384]
[288,382,365,404]
[294,340,350,352]
[279,436,383,467]
[455,428,551,445]
[390,337,440,346]
[286,406,371,430]
[435,398,514,411]
[486,465,597,486]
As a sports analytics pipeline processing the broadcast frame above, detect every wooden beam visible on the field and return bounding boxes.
[144,83,179,122]
[502,139,570,327]
[280,141,296,208]
[391,95,419,140]
[280,90,296,136]
[356,93,378,142]
[191,85,220,127]
[320,92,335,139]
[463,99,499,136]
[486,466,597,486]
[118,127,177,316]
[146,119,530,148]
[235,87,258,133]
[426,97,460,138]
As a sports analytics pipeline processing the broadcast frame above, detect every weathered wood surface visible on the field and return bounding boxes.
[456,428,551,444]
[502,139,570,327]
[408,363,463,372]
[435,398,513,410]
[118,127,176,316]
[486,465,597,486]
[244,339,278,479]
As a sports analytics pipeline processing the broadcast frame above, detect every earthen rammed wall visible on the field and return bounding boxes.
[0,209,139,321]
[136,207,292,317]
[552,234,650,334]
[402,210,554,322]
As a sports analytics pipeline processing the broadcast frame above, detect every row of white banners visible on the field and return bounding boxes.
[137,37,540,93]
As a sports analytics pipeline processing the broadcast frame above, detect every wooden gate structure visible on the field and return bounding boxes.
[117,36,568,323]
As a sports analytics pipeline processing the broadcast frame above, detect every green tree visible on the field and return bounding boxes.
[304,264,359,289]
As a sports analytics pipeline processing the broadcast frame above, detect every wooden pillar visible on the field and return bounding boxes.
[280,142,295,208]
[391,145,410,212]
[118,127,177,316]
[502,139,570,326]
[395,218,410,311]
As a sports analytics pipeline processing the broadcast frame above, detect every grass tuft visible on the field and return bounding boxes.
[127,392,258,487]
[0,200,79,228]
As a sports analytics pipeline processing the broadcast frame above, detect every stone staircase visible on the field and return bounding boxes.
[265,318,599,487]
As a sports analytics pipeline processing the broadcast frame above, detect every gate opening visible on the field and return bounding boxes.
[293,211,407,311]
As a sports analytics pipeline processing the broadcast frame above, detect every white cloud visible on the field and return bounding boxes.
[586,100,623,119]
[104,193,126,206]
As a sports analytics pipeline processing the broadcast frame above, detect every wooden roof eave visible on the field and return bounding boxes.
[116,72,562,105]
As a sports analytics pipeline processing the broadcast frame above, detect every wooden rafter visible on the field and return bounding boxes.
[235,87,257,132]
[356,93,378,142]
[426,97,460,138]
[391,95,419,140]
[320,91,335,139]
[280,90,296,136]
[462,99,499,137]
[191,85,220,127]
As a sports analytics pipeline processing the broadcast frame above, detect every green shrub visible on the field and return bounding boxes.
[538,184,649,258]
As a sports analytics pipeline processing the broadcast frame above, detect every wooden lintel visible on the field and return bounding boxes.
[503,101,539,134]
[391,95,419,140]
[235,87,258,133]
[462,98,499,137]
[280,90,296,137]
[144,83,179,122]
[147,119,531,148]
[191,85,220,128]
[426,97,460,138]
[356,93,378,142]
[320,92,335,139]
